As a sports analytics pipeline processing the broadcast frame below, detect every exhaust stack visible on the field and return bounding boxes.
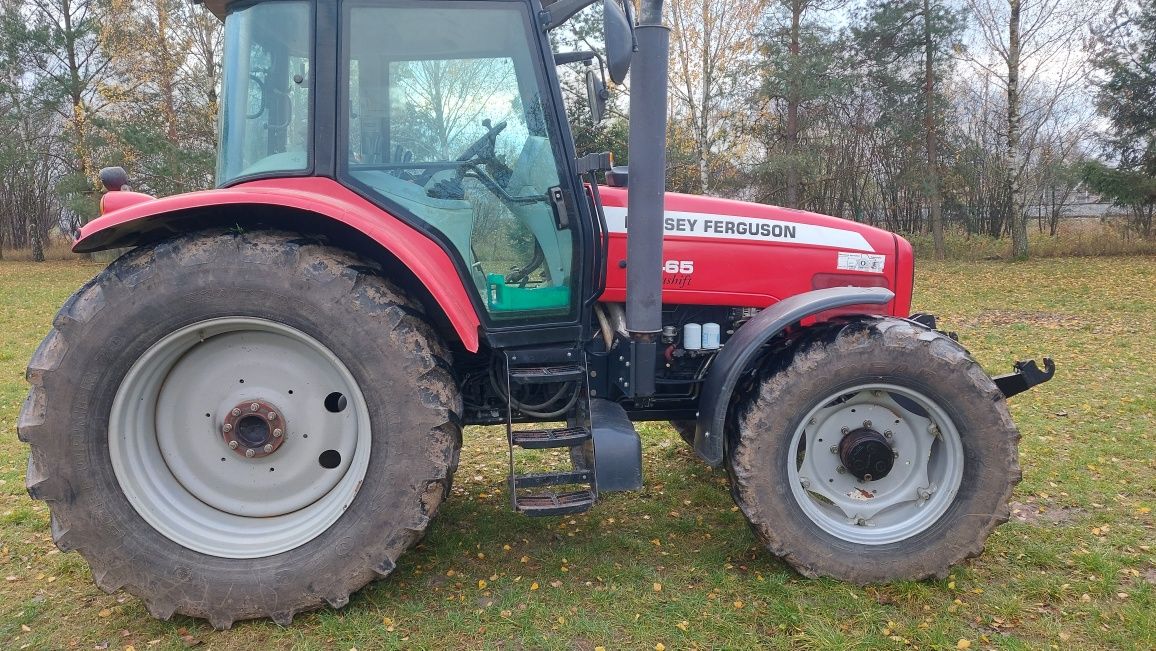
[624,0,669,398]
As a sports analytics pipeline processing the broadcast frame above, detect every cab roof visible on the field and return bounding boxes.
[195,0,227,20]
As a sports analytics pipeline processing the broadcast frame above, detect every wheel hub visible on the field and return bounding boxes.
[838,426,894,481]
[221,399,286,458]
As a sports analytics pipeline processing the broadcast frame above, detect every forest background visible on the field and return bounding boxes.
[0,0,1153,261]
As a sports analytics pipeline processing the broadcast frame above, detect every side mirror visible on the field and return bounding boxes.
[586,67,608,123]
[603,0,633,85]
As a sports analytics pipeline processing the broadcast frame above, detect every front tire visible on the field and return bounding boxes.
[19,230,462,628]
[727,317,1020,583]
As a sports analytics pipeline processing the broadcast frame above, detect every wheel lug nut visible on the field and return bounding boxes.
[893,450,900,459]
[800,478,811,489]
[273,428,283,438]
[829,445,838,454]
[231,408,241,416]
[863,473,873,482]
[250,402,260,412]
[884,430,893,439]
[836,466,846,474]
[229,440,239,449]
[222,423,232,433]
[856,518,867,526]
[863,420,872,429]
[263,444,273,453]
[267,411,277,421]
[929,423,941,437]
[840,427,849,435]
[245,448,255,458]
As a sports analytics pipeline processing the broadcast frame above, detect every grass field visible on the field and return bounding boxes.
[1,256,1153,650]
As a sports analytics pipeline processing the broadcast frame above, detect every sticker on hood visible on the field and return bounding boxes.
[837,252,886,273]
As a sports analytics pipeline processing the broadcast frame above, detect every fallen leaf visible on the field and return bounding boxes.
[21,624,31,632]
[653,582,662,592]
[656,645,666,651]
[98,609,113,618]
[733,600,744,609]
[530,582,539,591]
[956,640,971,649]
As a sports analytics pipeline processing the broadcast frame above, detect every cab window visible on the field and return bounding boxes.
[343,1,576,320]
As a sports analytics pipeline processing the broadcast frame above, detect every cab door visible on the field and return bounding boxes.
[339,0,591,338]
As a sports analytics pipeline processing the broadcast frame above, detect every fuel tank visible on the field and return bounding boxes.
[597,187,914,317]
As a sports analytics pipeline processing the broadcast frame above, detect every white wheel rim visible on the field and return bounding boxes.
[109,318,371,558]
[786,384,964,545]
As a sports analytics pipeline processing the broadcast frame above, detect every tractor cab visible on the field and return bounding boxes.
[214,0,632,331]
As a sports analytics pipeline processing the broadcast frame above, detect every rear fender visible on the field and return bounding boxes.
[693,286,895,467]
[75,177,482,352]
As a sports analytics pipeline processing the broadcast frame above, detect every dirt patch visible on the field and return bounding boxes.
[1142,568,1156,586]
[1009,501,1083,525]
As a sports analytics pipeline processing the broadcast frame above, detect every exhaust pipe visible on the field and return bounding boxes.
[624,0,669,398]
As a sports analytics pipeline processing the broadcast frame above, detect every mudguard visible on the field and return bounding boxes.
[74,177,482,351]
[693,286,896,467]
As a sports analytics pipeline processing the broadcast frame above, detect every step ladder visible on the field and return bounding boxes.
[504,348,597,516]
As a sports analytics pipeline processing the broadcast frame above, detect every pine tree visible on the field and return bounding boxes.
[1086,1,1156,237]
[853,0,964,258]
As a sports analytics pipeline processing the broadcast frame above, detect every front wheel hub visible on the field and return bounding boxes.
[221,399,285,458]
[838,427,894,481]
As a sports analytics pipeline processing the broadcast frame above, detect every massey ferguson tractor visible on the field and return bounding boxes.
[19,0,1054,629]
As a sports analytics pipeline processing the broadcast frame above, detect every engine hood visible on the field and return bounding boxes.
[597,187,913,316]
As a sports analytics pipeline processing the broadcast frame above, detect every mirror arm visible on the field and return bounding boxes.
[541,0,601,30]
[554,50,598,66]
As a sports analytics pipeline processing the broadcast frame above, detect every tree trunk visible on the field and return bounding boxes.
[697,0,712,196]
[785,0,802,209]
[924,0,945,258]
[1006,0,1028,259]
[30,222,44,262]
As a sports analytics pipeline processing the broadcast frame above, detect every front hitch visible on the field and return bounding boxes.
[992,358,1056,398]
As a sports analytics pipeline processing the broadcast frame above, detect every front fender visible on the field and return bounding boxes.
[693,286,896,467]
[75,177,482,351]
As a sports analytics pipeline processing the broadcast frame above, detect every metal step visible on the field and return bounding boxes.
[515,489,596,516]
[508,364,586,384]
[511,426,591,449]
[513,470,592,488]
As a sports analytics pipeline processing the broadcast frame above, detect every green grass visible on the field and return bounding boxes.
[1,256,1154,650]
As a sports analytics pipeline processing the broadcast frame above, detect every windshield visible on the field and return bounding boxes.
[216,1,312,186]
[342,1,576,319]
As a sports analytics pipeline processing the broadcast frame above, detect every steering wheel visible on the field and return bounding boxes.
[417,119,508,190]
[456,118,508,163]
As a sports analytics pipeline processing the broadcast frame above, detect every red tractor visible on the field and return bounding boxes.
[20,0,1053,629]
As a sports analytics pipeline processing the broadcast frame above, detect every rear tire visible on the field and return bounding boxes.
[19,230,462,628]
[727,317,1019,583]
